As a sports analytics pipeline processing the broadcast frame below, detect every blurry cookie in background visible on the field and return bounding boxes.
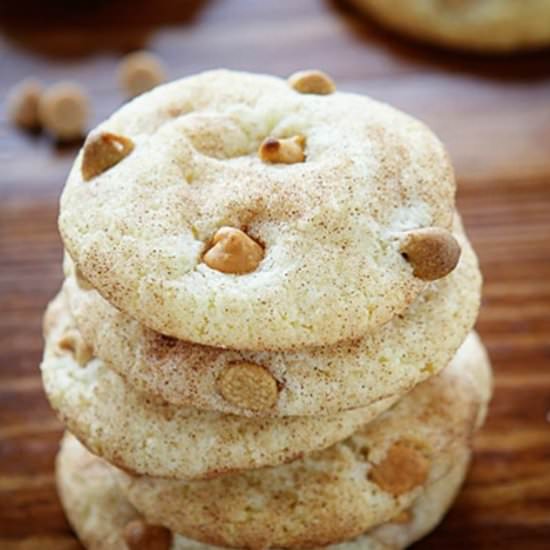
[349,0,550,53]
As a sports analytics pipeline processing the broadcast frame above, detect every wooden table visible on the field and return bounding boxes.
[1,1,550,548]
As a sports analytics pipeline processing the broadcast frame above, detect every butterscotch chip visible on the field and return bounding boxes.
[7,78,43,130]
[369,440,429,496]
[217,362,279,411]
[56,328,93,367]
[400,227,461,281]
[42,293,64,339]
[123,519,172,550]
[74,265,94,290]
[202,227,264,274]
[119,51,166,98]
[81,130,134,181]
[259,135,306,164]
[391,509,412,524]
[288,69,335,95]
[39,82,89,141]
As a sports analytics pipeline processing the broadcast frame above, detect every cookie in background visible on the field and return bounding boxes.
[349,0,550,52]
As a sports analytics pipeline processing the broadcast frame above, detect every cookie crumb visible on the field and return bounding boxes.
[118,51,166,98]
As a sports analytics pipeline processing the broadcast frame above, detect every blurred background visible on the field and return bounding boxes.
[1,1,550,548]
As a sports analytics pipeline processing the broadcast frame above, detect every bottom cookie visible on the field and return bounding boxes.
[57,432,470,550]
[113,333,491,550]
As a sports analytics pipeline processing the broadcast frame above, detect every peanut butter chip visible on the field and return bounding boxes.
[288,69,335,95]
[74,265,94,290]
[217,362,279,411]
[39,82,89,141]
[391,509,413,524]
[7,79,43,130]
[400,227,461,281]
[202,227,264,274]
[56,329,93,367]
[369,441,429,496]
[119,51,166,98]
[81,130,135,181]
[123,519,172,550]
[259,135,306,164]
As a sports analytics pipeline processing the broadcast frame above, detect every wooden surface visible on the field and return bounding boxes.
[1,1,550,548]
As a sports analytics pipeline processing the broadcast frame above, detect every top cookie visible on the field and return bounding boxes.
[59,69,456,350]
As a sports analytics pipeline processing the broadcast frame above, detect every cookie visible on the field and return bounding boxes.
[62,217,480,417]
[114,333,491,549]
[59,69,456,351]
[41,293,396,479]
[350,0,550,52]
[57,431,471,550]
[118,51,167,98]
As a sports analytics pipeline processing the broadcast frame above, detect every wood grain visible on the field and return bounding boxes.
[1,0,550,548]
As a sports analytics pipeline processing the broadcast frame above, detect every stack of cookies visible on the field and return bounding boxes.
[40,69,492,550]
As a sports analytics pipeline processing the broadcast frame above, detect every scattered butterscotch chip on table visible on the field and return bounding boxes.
[7,78,43,130]
[39,82,89,141]
[288,69,336,95]
[118,51,166,98]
